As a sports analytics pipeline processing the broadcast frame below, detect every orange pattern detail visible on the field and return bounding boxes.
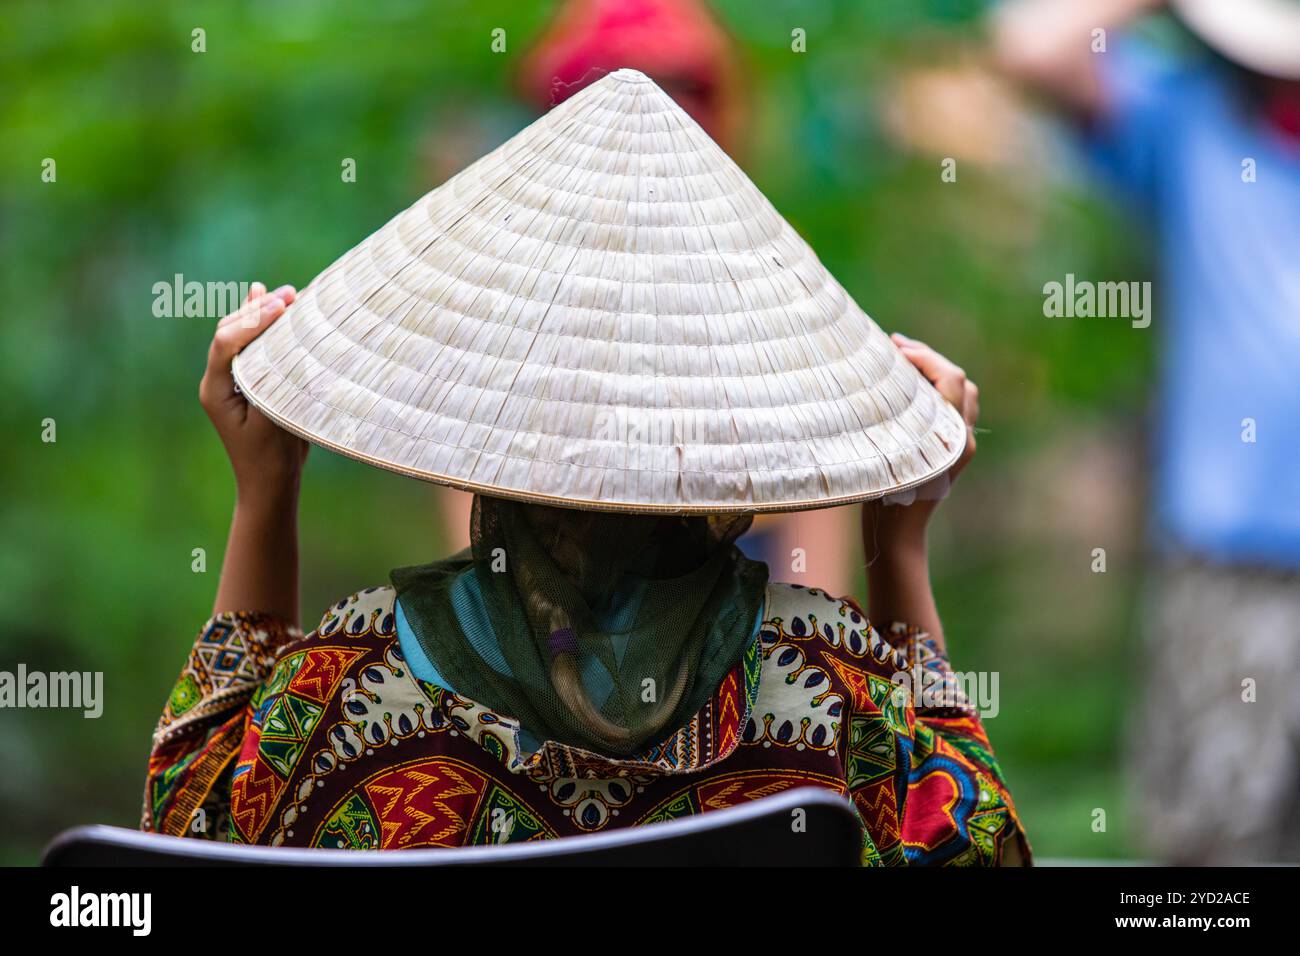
[287,647,365,704]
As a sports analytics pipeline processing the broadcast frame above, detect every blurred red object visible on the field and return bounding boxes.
[518,0,744,151]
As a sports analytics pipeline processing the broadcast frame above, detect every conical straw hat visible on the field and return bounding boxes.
[232,69,967,514]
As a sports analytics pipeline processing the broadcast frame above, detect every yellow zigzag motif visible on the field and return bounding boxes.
[366,763,479,848]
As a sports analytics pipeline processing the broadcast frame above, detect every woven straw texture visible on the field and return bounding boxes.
[232,69,967,514]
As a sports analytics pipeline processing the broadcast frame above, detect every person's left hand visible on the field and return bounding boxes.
[893,332,979,483]
[865,333,980,545]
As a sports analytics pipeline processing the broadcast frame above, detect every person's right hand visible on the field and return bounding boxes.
[198,281,308,494]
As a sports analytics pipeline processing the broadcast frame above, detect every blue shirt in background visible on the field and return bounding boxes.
[1086,40,1300,568]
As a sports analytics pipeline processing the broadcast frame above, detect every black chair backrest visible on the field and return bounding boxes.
[43,787,861,866]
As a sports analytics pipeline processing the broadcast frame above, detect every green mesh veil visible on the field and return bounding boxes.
[391,495,768,757]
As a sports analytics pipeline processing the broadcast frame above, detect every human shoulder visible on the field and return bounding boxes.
[311,585,398,641]
[762,582,909,674]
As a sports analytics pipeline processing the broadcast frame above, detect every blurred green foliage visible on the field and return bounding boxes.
[1,0,1153,863]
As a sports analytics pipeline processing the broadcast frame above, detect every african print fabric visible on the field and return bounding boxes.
[143,582,1030,864]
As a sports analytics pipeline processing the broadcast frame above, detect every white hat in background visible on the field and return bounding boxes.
[1173,0,1300,79]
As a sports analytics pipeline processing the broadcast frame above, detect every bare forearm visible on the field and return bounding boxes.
[198,281,306,625]
[869,335,981,657]
[865,509,945,654]
[212,486,300,624]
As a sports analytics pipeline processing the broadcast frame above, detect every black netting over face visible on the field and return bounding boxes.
[392,496,767,757]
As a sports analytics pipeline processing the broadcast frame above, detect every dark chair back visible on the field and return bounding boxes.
[43,787,861,866]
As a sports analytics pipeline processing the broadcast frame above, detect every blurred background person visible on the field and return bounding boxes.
[993,0,1300,862]
[430,0,859,597]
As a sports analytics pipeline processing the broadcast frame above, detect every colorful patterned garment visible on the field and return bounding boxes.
[143,582,1030,865]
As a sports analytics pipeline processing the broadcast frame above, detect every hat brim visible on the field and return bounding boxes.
[233,354,968,515]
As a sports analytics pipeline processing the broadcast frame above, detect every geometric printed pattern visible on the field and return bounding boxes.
[467,785,555,845]
[142,581,1031,864]
[358,757,487,849]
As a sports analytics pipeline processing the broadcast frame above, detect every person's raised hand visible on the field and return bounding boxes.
[198,282,308,495]
[865,333,980,548]
[893,332,979,484]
